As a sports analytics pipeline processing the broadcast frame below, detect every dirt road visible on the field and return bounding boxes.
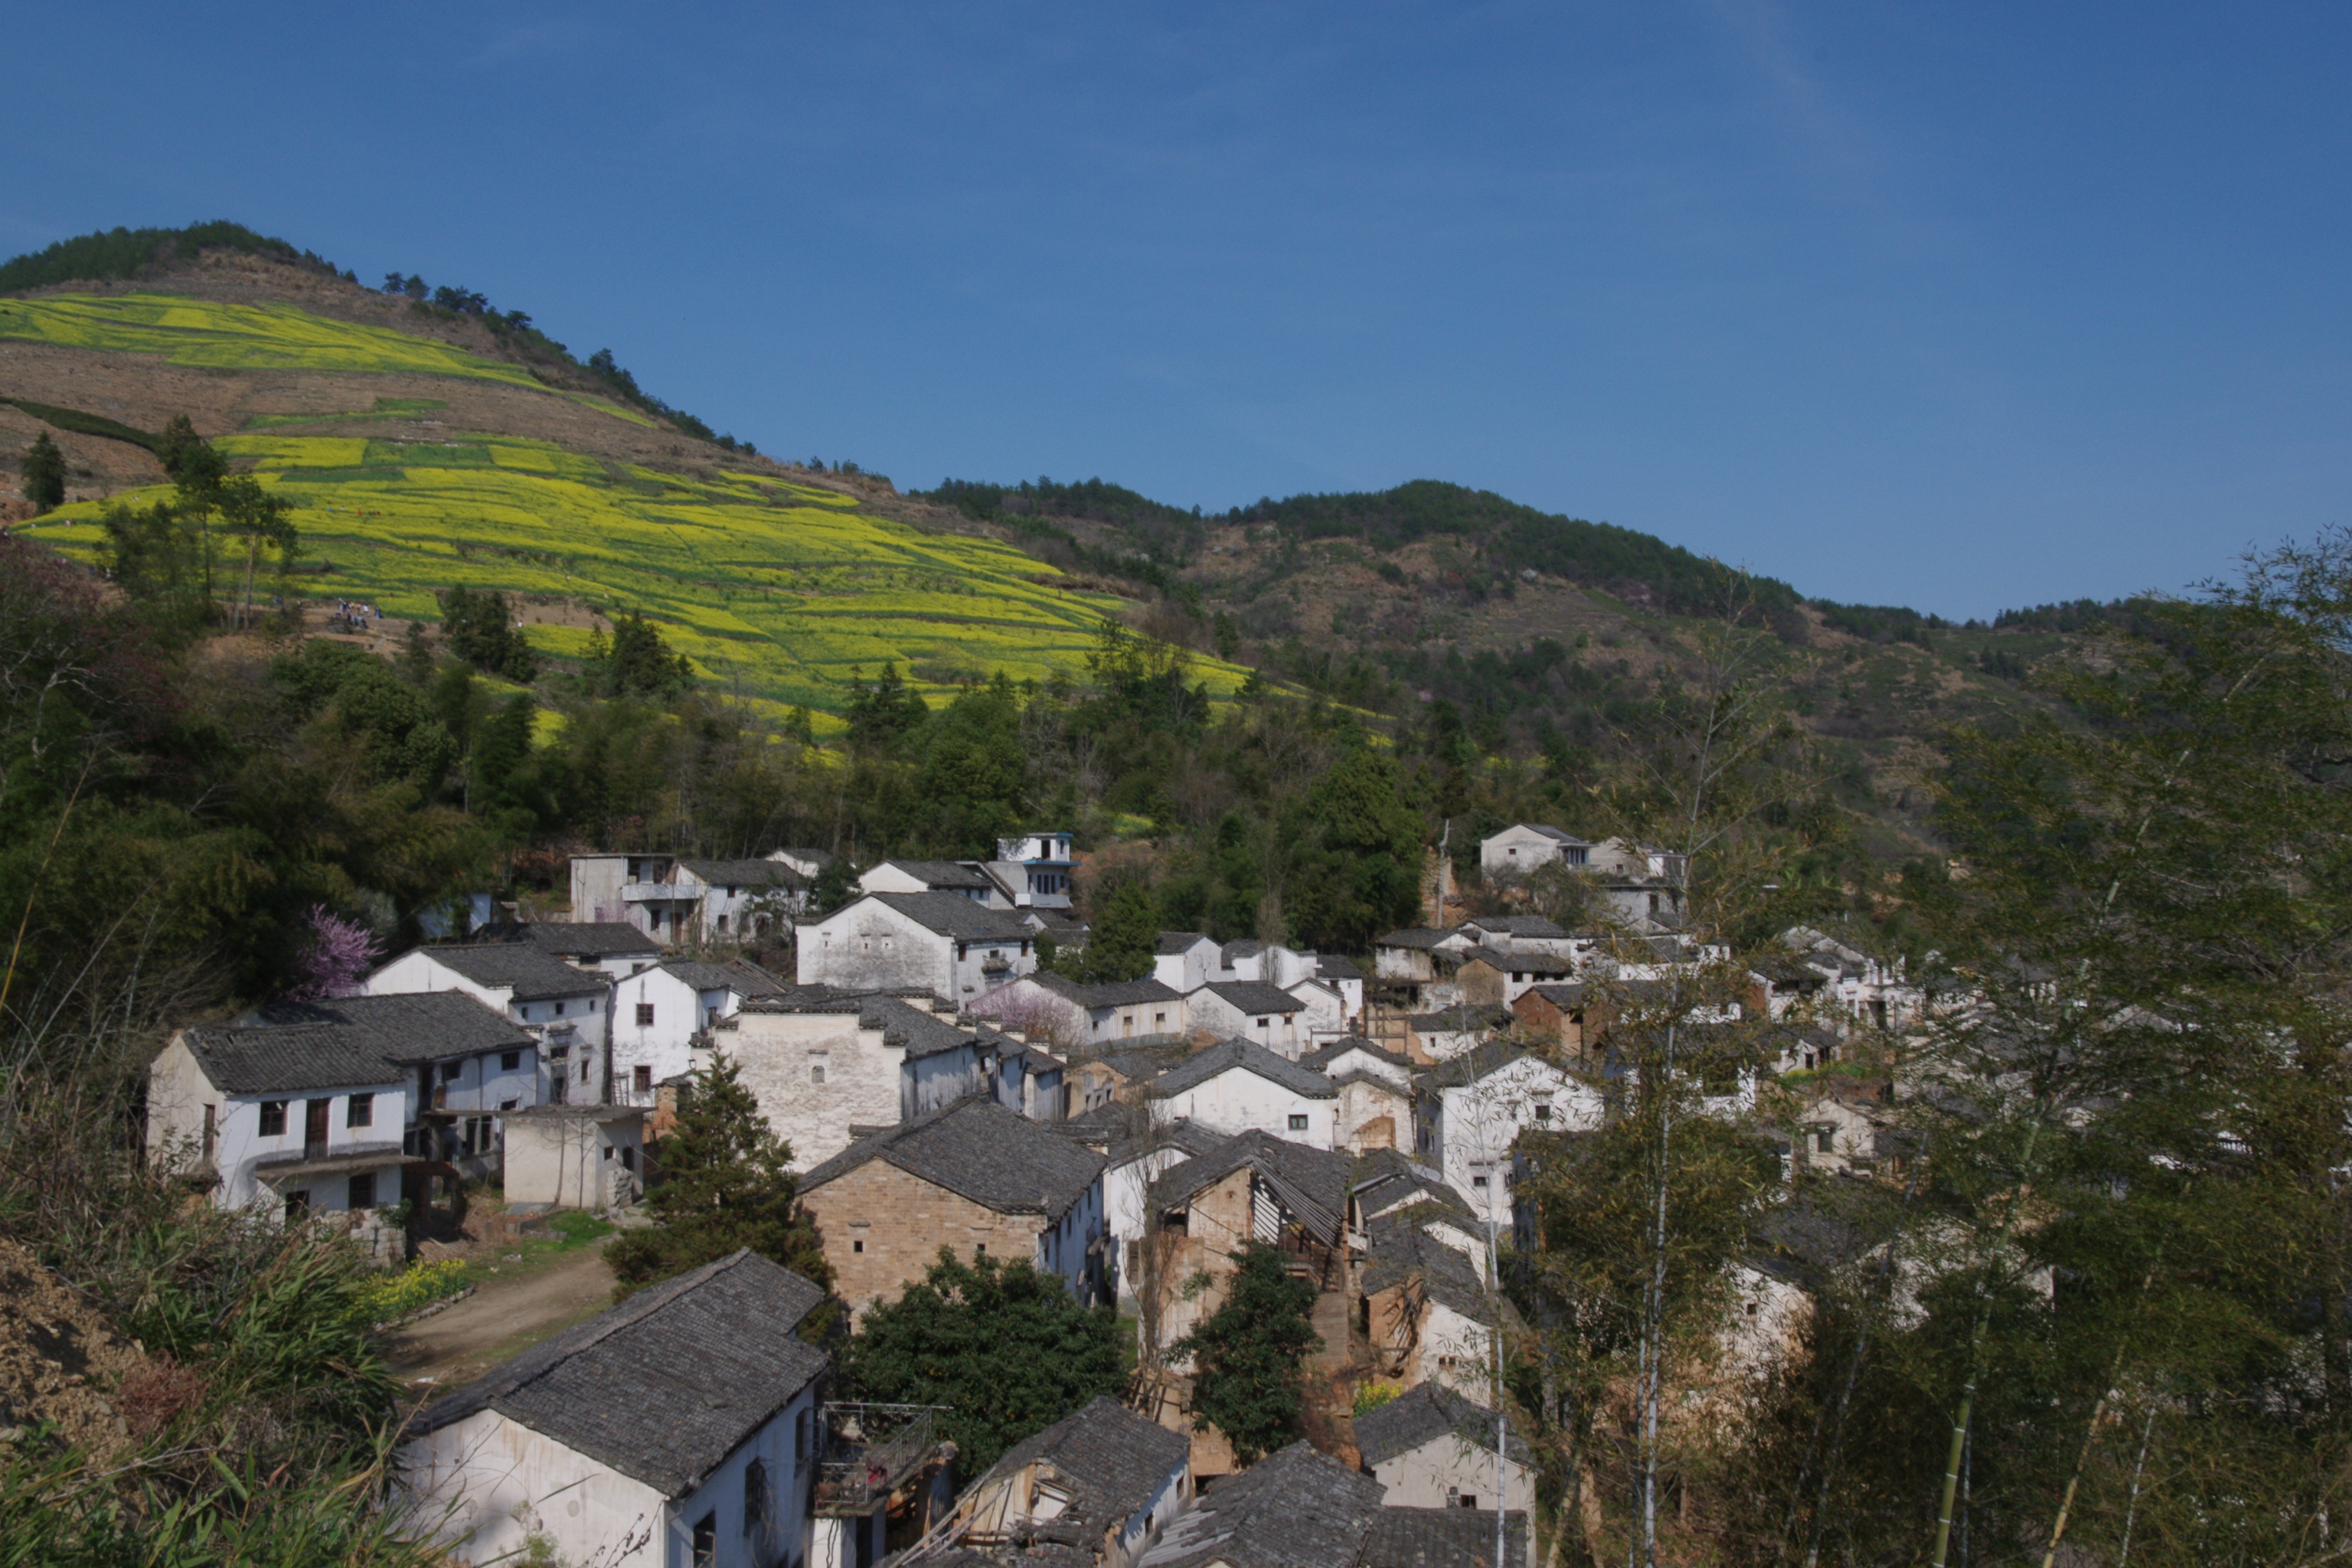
[385,1236,618,1394]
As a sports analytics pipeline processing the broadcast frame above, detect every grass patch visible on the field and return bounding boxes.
[2,397,159,451]
[449,1207,615,1292]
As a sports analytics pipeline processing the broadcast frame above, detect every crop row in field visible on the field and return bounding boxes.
[0,294,544,385]
[21,433,1252,714]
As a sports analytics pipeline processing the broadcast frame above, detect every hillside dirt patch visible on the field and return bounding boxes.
[0,1237,151,1462]
[384,1233,619,1396]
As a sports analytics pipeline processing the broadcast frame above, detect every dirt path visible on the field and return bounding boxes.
[385,1236,618,1395]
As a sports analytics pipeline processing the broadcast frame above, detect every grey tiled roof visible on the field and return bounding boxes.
[1351,1150,1475,1223]
[1413,1040,1540,1092]
[1036,972,1184,1008]
[1512,824,1584,844]
[876,858,995,890]
[972,1396,1191,1533]
[1151,1130,1354,1242]
[1459,916,1568,939]
[413,1250,828,1497]
[1140,1440,1383,1568]
[1200,980,1305,1015]
[799,1095,1105,1220]
[864,892,1035,940]
[1360,1509,1528,1568]
[1302,1037,1412,1073]
[1517,983,1586,1008]
[1374,928,1452,952]
[395,943,607,1001]
[1312,954,1364,980]
[1364,1217,1492,1319]
[737,987,978,1060]
[491,922,661,958]
[658,957,792,997]
[1156,931,1214,955]
[190,992,534,1093]
[677,856,806,888]
[1148,1038,1334,1102]
[1354,1382,1532,1470]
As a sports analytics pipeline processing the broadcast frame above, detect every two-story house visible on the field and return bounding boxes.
[795,893,1037,1002]
[145,991,536,1217]
[570,853,810,946]
[1183,981,1311,1057]
[611,958,792,1106]
[987,831,1077,911]
[365,944,610,1106]
[1413,1042,1599,1227]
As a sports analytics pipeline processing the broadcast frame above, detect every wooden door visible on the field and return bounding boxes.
[304,1097,330,1159]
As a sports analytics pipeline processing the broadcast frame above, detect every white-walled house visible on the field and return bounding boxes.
[1479,822,1591,881]
[365,945,611,1106]
[504,1104,646,1210]
[1354,1381,1537,1537]
[1413,1044,1600,1227]
[1304,1037,1418,1156]
[400,1250,829,1568]
[1055,1111,1230,1306]
[1152,933,1223,994]
[1184,981,1311,1057]
[145,992,536,1217]
[795,893,1037,1003]
[722,989,991,1168]
[611,959,791,1106]
[858,858,1002,904]
[988,831,1078,912]
[1144,1038,1339,1148]
[973,972,1187,1051]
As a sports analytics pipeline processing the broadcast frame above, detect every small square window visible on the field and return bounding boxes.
[500,1050,521,1072]
[499,1099,518,1112]
[259,1100,287,1136]
[1472,1174,1490,1188]
[635,1065,653,1093]
[1534,1103,1551,1122]
[635,1003,655,1027]
[554,1001,566,1017]
[1288,1114,1308,1131]
[852,1239,864,1253]
[1255,1018,1269,1027]
[440,1062,462,1083]
[812,1064,826,1084]
[348,1171,376,1209]
[974,1243,986,1256]
[346,1093,373,1129]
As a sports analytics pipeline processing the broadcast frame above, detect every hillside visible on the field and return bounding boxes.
[0,227,2075,851]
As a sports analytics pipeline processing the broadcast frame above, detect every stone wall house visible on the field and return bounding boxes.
[796,1096,1108,1318]
[1144,1038,1339,1148]
[1053,1111,1230,1308]
[1508,984,1586,1063]
[795,893,1037,1003]
[923,1396,1192,1568]
[400,1250,829,1568]
[365,943,611,1106]
[1362,1214,1504,1399]
[1139,1131,1354,1358]
[503,1104,645,1210]
[1354,1383,1537,1550]
[612,958,791,1106]
[722,988,990,1168]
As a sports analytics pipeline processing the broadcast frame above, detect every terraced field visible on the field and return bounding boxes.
[21,430,1249,715]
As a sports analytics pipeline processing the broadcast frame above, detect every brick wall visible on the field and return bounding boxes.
[800,1159,1046,1320]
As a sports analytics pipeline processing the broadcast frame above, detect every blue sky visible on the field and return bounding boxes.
[8,2,2350,619]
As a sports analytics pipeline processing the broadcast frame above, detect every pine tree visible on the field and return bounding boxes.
[19,431,64,511]
[1171,1240,1321,1462]
[1073,882,1156,982]
[606,1050,835,1314]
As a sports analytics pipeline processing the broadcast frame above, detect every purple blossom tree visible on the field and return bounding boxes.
[288,904,379,999]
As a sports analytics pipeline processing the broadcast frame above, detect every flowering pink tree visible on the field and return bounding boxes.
[287,904,379,999]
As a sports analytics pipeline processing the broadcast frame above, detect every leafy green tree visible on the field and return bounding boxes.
[155,413,224,489]
[20,430,64,511]
[806,856,858,916]
[844,662,930,751]
[913,675,1027,854]
[219,473,296,628]
[1070,881,1156,982]
[606,1051,834,1312]
[842,1249,1123,1475]
[437,586,538,682]
[589,609,691,698]
[1171,1240,1320,1462]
